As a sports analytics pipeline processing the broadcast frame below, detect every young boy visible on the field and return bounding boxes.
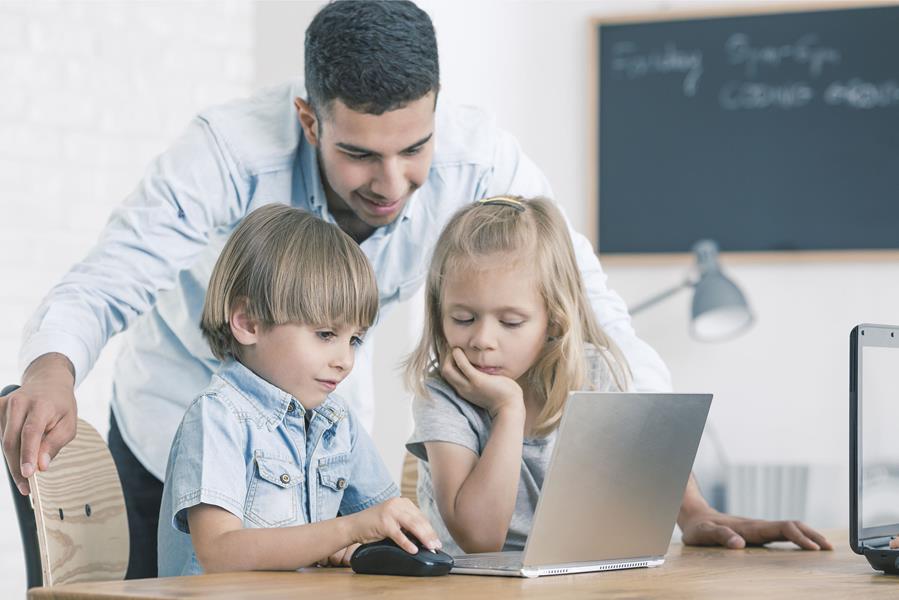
[157,204,440,576]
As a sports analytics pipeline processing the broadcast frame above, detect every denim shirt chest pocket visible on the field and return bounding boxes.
[317,452,352,521]
[246,451,304,528]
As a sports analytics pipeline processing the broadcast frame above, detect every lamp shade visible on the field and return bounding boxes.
[689,240,753,342]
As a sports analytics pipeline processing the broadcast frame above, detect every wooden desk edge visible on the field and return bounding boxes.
[28,531,897,600]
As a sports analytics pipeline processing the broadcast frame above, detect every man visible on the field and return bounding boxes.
[1,0,830,579]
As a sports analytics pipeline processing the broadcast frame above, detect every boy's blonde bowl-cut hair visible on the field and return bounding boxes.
[201,204,379,361]
[405,196,631,437]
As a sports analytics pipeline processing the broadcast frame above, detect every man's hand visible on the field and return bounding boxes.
[679,506,833,551]
[347,497,441,555]
[440,348,524,418]
[316,543,360,567]
[0,353,78,495]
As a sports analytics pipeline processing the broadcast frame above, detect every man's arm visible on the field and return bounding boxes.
[18,117,249,384]
[677,474,833,550]
[3,116,249,494]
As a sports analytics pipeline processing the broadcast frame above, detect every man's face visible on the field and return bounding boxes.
[299,93,436,229]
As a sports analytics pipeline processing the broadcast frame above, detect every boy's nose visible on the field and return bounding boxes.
[330,345,354,372]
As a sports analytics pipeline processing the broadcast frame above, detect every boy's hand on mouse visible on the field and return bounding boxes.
[441,348,524,419]
[349,497,442,555]
[316,543,360,567]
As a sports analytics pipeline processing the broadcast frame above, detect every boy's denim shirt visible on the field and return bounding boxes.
[157,359,398,577]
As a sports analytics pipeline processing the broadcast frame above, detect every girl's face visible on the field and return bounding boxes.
[441,257,549,385]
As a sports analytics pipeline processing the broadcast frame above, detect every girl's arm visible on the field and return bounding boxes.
[426,348,528,553]
[187,496,439,572]
[425,402,525,553]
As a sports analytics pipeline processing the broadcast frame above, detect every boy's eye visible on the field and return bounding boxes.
[350,335,364,347]
[402,146,423,156]
[316,331,336,341]
[346,152,373,161]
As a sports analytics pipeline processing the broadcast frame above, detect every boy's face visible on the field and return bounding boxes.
[296,92,436,232]
[239,322,365,409]
[441,259,549,387]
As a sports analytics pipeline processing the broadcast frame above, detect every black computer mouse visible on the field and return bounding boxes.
[350,537,454,576]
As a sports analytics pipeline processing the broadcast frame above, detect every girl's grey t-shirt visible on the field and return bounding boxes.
[406,353,620,555]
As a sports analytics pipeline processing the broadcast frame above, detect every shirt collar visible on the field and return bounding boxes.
[216,359,347,430]
[298,138,329,220]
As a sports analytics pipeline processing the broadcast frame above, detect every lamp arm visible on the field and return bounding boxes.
[628,278,695,316]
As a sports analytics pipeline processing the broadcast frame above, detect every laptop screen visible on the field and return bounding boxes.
[853,324,899,542]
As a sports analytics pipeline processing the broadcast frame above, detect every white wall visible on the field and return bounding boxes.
[0,1,255,596]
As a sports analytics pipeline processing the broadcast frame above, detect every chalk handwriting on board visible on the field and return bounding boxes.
[720,81,814,110]
[824,79,899,109]
[724,33,841,78]
[610,41,704,96]
[609,31,897,111]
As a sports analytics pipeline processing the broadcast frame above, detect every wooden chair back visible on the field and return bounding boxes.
[29,418,129,586]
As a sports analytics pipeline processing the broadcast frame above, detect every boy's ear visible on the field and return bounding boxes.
[294,97,320,147]
[229,299,259,346]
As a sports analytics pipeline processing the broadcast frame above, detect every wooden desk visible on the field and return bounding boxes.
[27,532,898,599]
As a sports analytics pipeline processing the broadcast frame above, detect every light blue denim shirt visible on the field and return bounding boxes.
[157,359,397,577]
[20,80,671,481]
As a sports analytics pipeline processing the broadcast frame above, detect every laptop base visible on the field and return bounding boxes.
[863,549,899,575]
[451,555,664,578]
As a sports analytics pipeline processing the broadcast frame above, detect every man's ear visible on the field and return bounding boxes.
[295,97,320,146]
[230,298,259,346]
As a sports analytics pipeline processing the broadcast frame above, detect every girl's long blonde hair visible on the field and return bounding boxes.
[405,196,631,437]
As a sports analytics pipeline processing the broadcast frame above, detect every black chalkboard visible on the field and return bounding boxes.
[596,4,899,254]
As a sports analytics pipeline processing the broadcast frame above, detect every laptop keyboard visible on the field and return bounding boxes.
[453,551,523,570]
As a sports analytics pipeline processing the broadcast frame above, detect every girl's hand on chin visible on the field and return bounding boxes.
[440,348,524,418]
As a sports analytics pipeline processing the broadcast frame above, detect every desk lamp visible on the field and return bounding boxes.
[629,240,754,342]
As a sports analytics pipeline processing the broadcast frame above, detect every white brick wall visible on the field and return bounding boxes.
[0,1,255,594]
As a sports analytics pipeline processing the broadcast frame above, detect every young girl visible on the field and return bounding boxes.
[405,195,631,554]
[158,204,440,576]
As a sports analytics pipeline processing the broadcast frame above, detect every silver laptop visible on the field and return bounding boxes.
[451,391,712,577]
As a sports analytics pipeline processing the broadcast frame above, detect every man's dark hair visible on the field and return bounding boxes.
[305,0,440,116]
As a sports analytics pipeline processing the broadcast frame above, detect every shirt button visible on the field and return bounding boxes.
[287,402,296,413]
[336,478,347,490]
[280,473,291,484]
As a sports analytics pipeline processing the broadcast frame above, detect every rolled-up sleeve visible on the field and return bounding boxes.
[406,380,481,462]
[19,117,250,385]
[166,394,248,533]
